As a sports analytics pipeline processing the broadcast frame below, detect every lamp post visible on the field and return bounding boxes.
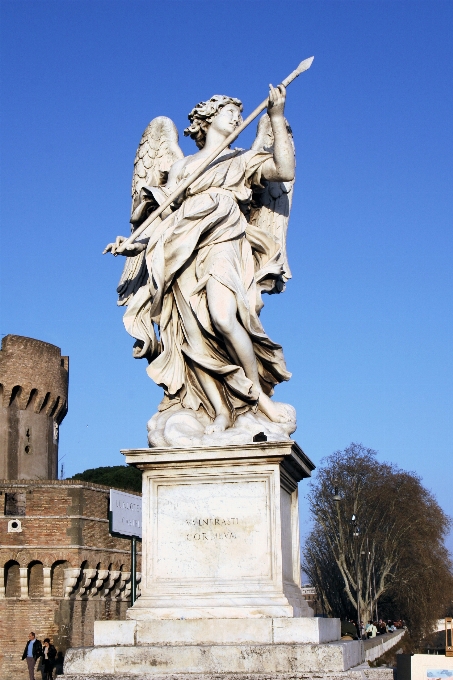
[351,514,362,639]
[367,536,378,622]
[332,484,363,638]
[332,484,342,503]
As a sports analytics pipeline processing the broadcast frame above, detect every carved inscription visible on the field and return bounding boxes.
[154,480,271,580]
[186,517,239,541]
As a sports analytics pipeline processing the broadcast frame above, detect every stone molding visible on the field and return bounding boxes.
[124,441,314,620]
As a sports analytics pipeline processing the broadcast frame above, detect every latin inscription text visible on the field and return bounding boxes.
[185,517,239,541]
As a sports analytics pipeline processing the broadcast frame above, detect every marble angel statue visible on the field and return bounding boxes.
[104,85,298,447]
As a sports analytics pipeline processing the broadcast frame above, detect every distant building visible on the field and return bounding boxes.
[301,585,321,616]
[0,335,141,679]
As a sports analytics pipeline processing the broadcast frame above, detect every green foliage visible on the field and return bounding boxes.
[70,465,142,492]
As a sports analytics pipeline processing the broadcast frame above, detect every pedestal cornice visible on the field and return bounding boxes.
[122,440,315,483]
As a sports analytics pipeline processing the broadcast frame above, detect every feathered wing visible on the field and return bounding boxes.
[249,114,295,298]
[117,116,184,306]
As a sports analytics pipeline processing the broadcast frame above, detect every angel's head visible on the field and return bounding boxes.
[184,95,243,149]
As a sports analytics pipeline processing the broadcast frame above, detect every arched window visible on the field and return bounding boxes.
[28,561,44,598]
[51,560,69,597]
[5,560,20,597]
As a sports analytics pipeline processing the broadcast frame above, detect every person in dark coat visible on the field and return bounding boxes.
[54,651,64,677]
[22,632,43,680]
[341,619,358,639]
[41,638,57,680]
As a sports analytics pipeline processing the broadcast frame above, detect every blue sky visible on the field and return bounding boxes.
[1,1,452,552]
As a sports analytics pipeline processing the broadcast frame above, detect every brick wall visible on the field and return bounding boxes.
[0,597,130,677]
[0,334,69,480]
[0,479,141,679]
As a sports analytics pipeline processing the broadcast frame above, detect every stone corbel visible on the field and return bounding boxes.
[89,569,109,597]
[122,580,132,601]
[63,568,81,599]
[113,571,130,599]
[101,570,121,599]
[115,571,131,600]
[78,569,97,596]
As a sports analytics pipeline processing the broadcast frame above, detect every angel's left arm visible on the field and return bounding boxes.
[260,85,295,183]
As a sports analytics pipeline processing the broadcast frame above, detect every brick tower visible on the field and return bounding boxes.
[0,335,69,480]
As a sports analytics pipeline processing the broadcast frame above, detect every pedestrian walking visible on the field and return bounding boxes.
[41,638,57,680]
[22,632,43,680]
[377,619,387,635]
[341,619,358,639]
[366,620,377,638]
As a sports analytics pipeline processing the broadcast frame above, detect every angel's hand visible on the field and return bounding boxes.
[103,236,145,257]
[267,84,286,120]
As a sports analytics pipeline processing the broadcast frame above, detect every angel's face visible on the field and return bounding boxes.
[210,104,242,136]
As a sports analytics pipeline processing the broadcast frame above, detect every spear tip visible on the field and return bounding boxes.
[297,56,314,74]
[282,56,315,87]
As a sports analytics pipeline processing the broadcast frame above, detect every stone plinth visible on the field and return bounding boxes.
[62,442,365,678]
[63,638,364,677]
[124,441,314,620]
[94,617,341,646]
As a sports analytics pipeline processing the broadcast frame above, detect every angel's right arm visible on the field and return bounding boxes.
[260,85,295,183]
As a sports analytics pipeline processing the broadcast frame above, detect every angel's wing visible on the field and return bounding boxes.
[117,117,184,306]
[249,114,295,296]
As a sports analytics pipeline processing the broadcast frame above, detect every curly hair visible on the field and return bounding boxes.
[184,95,243,149]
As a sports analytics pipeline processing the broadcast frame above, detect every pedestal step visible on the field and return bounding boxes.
[63,639,364,677]
[94,617,341,646]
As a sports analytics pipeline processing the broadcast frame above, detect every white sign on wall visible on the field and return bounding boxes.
[109,489,142,539]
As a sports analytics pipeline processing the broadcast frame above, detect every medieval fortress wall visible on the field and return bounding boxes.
[0,334,69,480]
[0,335,140,678]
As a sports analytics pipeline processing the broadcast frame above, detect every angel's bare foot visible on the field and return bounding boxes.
[205,413,231,435]
[258,392,291,423]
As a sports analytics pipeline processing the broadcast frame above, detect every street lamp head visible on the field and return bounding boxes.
[333,486,342,503]
[351,514,356,522]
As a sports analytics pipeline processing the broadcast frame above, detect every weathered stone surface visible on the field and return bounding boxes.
[363,669,394,680]
[61,673,370,680]
[272,617,341,644]
[63,640,364,676]
[94,617,341,647]
[64,646,115,674]
[95,620,137,647]
[124,442,314,620]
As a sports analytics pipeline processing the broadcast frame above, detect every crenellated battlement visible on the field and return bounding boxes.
[0,335,69,480]
[0,335,68,423]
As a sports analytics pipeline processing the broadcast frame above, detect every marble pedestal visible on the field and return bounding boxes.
[63,442,365,678]
[127,441,314,619]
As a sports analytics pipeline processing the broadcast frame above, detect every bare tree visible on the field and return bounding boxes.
[303,443,452,641]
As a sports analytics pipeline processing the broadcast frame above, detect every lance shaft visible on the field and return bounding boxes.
[114,56,314,254]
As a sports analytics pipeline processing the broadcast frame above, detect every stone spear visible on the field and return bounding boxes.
[112,56,314,255]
